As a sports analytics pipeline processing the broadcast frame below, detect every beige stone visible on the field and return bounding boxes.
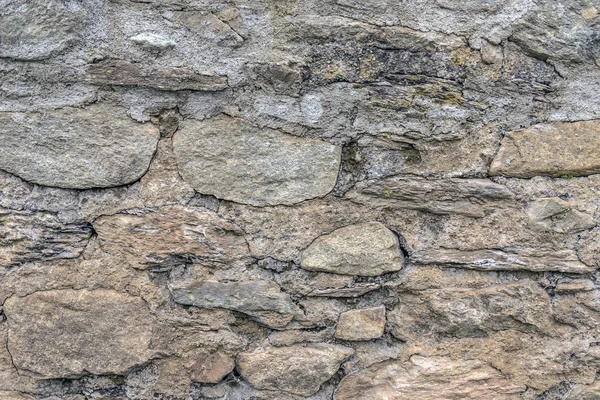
[335,306,386,341]
[189,351,235,383]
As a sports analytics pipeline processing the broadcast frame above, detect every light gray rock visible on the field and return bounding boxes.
[335,306,386,341]
[173,115,341,206]
[236,344,354,396]
[169,280,301,329]
[4,289,155,379]
[0,104,159,189]
[525,197,596,233]
[129,33,176,51]
[301,222,404,276]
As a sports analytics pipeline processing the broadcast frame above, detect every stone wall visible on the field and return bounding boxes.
[1,0,600,399]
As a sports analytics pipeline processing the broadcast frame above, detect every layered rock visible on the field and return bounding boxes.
[173,115,341,206]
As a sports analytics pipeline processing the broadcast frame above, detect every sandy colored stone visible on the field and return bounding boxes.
[0,104,159,189]
[189,351,235,383]
[490,121,600,178]
[236,344,354,396]
[525,197,595,233]
[173,115,341,206]
[0,392,36,400]
[3,289,155,379]
[94,206,251,269]
[335,306,386,341]
[301,222,404,276]
[334,355,525,400]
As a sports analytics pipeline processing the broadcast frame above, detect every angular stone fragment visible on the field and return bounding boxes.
[129,33,176,51]
[189,351,235,383]
[94,206,251,269]
[334,356,525,400]
[3,289,155,379]
[0,0,85,60]
[301,222,404,276]
[412,248,594,273]
[85,59,228,91]
[335,306,386,341]
[0,209,91,268]
[0,393,35,400]
[346,177,514,217]
[309,283,381,297]
[525,198,595,233]
[169,280,301,329]
[236,344,354,396]
[490,121,600,178]
[173,115,341,206]
[0,104,159,189]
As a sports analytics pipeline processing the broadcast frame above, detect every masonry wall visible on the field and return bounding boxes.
[1,0,600,399]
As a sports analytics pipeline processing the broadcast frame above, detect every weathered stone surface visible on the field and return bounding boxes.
[346,177,514,217]
[237,344,354,396]
[412,248,594,273]
[189,351,235,383]
[490,121,600,178]
[0,208,91,268]
[0,392,35,400]
[94,206,251,269]
[3,289,155,379]
[173,115,341,206]
[169,280,301,329]
[301,222,404,276]
[334,356,525,400]
[335,306,385,341]
[388,281,555,340]
[525,197,596,233]
[0,104,159,189]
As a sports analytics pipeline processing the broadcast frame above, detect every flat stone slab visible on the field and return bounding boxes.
[301,221,404,276]
[173,115,341,206]
[490,120,600,178]
[4,289,155,379]
[335,306,386,341]
[0,104,159,189]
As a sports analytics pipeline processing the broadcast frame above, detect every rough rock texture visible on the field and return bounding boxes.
[1,0,600,399]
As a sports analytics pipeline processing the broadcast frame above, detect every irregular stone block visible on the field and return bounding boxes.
[490,121,600,178]
[94,206,251,269]
[236,344,354,396]
[188,350,235,383]
[301,222,404,276]
[335,306,386,341]
[173,115,341,206]
[169,280,301,329]
[4,289,155,379]
[525,197,595,233]
[412,248,594,273]
[346,177,514,217]
[334,355,525,400]
[0,104,159,189]
[0,209,91,268]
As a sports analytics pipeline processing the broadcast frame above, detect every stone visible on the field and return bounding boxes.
[188,351,235,383]
[525,198,596,233]
[309,283,381,297]
[0,393,35,400]
[334,355,525,400]
[300,222,404,276]
[3,289,155,379]
[490,121,600,178]
[236,344,354,396]
[0,104,159,189]
[173,115,341,206]
[0,208,92,268]
[0,0,85,60]
[169,280,301,329]
[129,33,176,51]
[412,248,594,273]
[346,177,514,217]
[555,279,596,293]
[335,306,386,341]
[94,206,251,269]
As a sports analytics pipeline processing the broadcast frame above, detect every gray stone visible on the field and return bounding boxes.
[526,198,596,233]
[129,33,176,51]
[335,306,386,341]
[236,344,354,396]
[4,289,155,379]
[301,222,404,276]
[169,280,301,329]
[173,115,341,206]
[0,104,159,189]
[490,121,600,178]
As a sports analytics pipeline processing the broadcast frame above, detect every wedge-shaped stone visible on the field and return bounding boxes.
[237,344,354,396]
[335,306,386,341]
[0,104,158,189]
[301,222,404,276]
[490,121,600,178]
[4,289,154,379]
[334,355,525,400]
[346,177,514,217]
[173,115,341,206]
[388,281,555,340]
[169,280,301,329]
[412,248,594,273]
[525,197,595,233]
[94,206,251,269]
